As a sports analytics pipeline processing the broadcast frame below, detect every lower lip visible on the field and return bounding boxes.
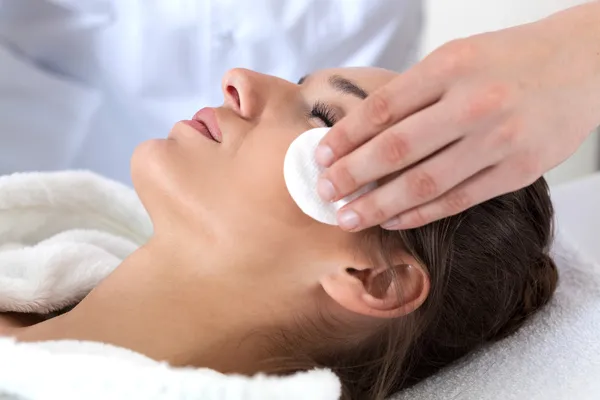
[181,120,217,142]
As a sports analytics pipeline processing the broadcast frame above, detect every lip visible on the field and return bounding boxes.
[186,107,223,143]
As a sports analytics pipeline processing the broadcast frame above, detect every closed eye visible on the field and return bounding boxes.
[308,101,338,127]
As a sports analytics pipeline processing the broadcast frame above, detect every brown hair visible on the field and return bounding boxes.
[312,176,558,399]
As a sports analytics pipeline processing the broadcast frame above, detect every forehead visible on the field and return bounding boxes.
[305,67,398,94]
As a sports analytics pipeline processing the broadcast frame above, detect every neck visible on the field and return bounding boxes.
[11,236,292,374]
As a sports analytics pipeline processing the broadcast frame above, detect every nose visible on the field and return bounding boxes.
[221,68,268,119]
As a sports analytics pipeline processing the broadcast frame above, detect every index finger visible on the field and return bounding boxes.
[316,62,445,167]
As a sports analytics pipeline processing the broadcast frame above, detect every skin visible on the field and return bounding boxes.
[316,2,600,231]
[0,67,429,374]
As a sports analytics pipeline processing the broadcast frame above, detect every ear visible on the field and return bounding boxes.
[319,260,430,319]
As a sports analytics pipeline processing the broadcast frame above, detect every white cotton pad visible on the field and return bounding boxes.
[283,127,377,225]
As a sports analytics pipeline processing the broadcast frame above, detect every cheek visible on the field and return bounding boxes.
[226,133,312,231]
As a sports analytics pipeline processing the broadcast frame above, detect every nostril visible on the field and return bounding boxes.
[227,85,241,110]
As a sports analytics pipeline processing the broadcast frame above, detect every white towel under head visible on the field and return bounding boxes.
[283,127,377,225]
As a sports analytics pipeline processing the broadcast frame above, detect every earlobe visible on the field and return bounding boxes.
[320,263,430,319]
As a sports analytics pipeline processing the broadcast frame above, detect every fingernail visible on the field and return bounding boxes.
[315,145,334,167]
[317,178,336,202]
[381,216,401,230]
[338,209,360,230]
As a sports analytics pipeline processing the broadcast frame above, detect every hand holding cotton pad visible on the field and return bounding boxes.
[284,127,377,225]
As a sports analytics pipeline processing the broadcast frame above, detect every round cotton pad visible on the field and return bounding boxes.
[283,127,377,225]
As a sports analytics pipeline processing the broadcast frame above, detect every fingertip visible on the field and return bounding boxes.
[337,209,360,231]
[315,144,334,167]
[317,178,337,202]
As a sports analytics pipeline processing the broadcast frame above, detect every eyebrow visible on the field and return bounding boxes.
[297,74,369,100]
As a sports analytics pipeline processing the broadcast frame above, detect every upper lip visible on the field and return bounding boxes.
[192,107,223,143]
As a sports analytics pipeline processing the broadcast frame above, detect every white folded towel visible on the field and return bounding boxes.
[0,337,340,400]
[0,170,152,313]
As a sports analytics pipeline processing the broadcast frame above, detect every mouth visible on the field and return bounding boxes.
[181,107,223,143]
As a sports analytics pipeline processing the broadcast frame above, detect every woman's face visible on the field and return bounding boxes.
[131,67,398,276]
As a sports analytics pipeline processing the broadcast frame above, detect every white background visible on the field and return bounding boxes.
[420,0,599,185]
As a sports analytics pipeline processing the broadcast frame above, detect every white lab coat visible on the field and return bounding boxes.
[0,0,422,184]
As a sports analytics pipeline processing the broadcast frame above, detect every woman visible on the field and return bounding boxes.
[0,67,557,400]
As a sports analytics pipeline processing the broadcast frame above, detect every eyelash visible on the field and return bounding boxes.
[309,101,337,127]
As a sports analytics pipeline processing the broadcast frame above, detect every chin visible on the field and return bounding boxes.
[130,138,216,237]
[131,139,168,185]
[130,139,178,223]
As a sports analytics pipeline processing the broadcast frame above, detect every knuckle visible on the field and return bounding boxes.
[514,153,542,182]
[460,83,513,124]
[407,171,439,202]
[368,198,392,223]
[328,161,358,193]
[381,130,411,165]
[331,125,355,153]
[365,91,394,127]
[444,190,472,215]
[494,117,523,150]
[407,207,430,228]
[436,39,478,77]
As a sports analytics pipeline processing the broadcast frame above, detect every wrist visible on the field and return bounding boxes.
[535,2,600,131]
[543,1,600,56]
[542,2,600,85]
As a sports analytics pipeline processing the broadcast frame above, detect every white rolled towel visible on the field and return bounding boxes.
[0,170,152,313]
